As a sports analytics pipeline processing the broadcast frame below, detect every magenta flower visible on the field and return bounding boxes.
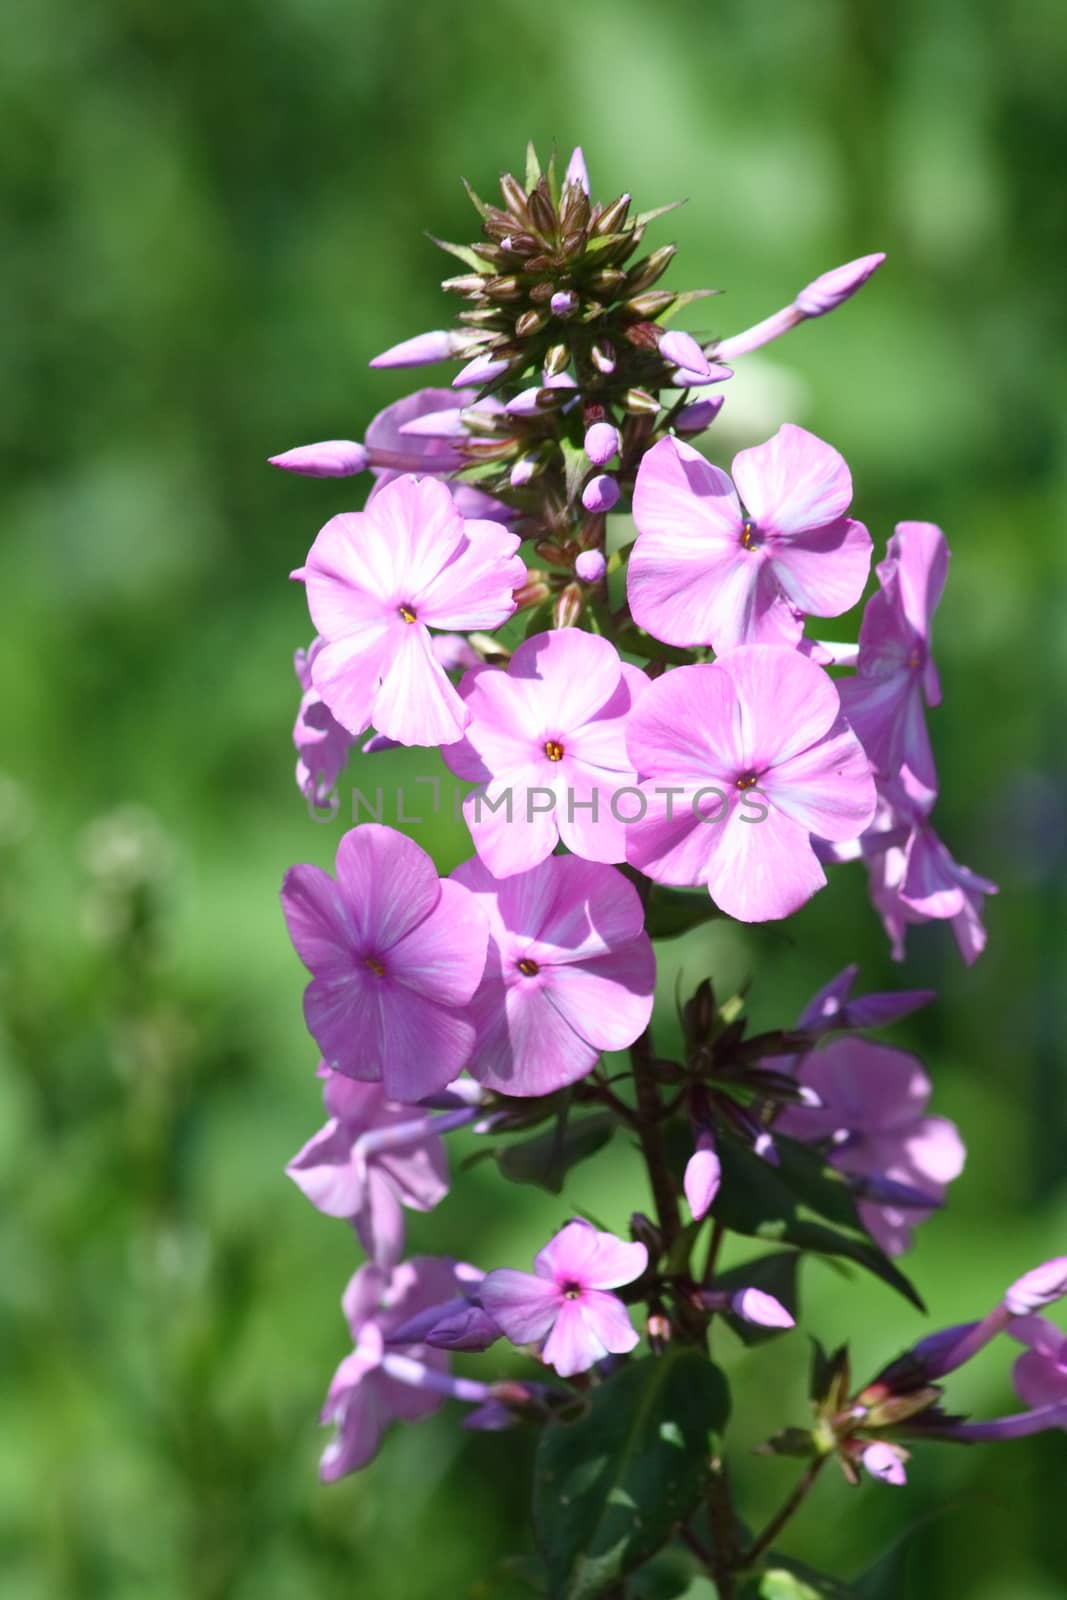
[321,1258,493,1480]
[281,825,488,1101]
[776,1039,965,1255]
[839,521,949,791]
[623,645,877,923]
[628,427,872,653]
[287,1067,467,1267]
[480,1220,648,1378]
[303,474,525,747]
[450,854,655,1096]
[1009,1317,1067,1409]
[293,639,356,806]
[442,630,648,877]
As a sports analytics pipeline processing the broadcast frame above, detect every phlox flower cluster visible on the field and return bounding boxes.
[266,144,1056,1585]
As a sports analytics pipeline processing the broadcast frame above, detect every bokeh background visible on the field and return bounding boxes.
[3,0,1066,1595]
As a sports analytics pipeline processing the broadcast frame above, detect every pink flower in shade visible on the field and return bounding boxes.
[286,1067,460,1268]
[623,645,877,924]
[775,1039,965,1256]
[321,1258,493,1481]
[628,427,872,653]
[1008,1317,1067,1410]
[839,522,949,792]
[293,639,356,806]
[302,474,525,747]
[442,631,648,877]
[684,1128,721,1221]
[450,854,655,1097]
[480,1220,648,1378]
[831,775,997,966]
[862,1442,908,1487]
[280,825,488,1102]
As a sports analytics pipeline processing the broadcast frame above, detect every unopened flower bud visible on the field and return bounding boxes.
[794,252,885,318]
[505,373,577,417]
[622,388,660,416]
[626,290,677,318]
[452,352,511,388]
[550,290,578,318]
[659,328,711,375]
[594,194,632,235]
[484,275,523,301]
[583,421,620,466]
[553,582,584,629]
[515,308,548,339]
[510,456,537,488]
[369,329,465,369]
[441,272,489,296]
[591,340,617,375]
[498,172,532,222]
[582,474,621,514]
[1004,1257,1067,1316]
[731,1288,795,1330]
[543,342,571,378]
[589,268,627,295]
[625,245,677,295]
[527,180,558,238]
[684,1131,721,1222]
[514,573,550,610]
[565,146,589,195]
[268,440,368,478]
[861,1442,907,1487]
[575,549,606,584]
[675,396,724,433]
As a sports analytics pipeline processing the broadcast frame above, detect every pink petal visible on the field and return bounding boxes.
[892,521,949,643]
[540,1298,605,1376]
[506,629,628,731]
[534,1222,647,1291]
[354,1169,408,1267]
[281,862,357,979]
[310,627,394,738]
[305,512,395,631]
[468,975,600,1095]
[374,988,476,1102]
[415,520,525,631]
[371,623,470,747]
[732,425,853,536]
[717,645,843,770]
[540,946,655,1053]
[287,1120,364,1217]
[706,806,827,922]
[684,1140,722,1221]
[388,877,488,1005]
[771,516,872,618]
[480,1269,562,1345]
[579,1290,642,1353]
[333,825,441,951]
[626,663,741,782]
[762,722,877,842]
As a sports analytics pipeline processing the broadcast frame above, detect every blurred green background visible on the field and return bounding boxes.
[2,0,1066,1595]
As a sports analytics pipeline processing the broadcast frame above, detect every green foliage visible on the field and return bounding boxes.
[496,1111,617,1194]
[534,1349,730,1599]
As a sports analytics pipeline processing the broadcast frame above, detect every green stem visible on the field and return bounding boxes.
[742,1455,828,1570]
[630,1028,681,1245]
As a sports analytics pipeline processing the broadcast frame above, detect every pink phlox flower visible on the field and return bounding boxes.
[623,644,877,923]
[443,629,648,876]
[281,825,489,1101]
[293,638,356,806]
[628,426,872,653]
[450,854,655,1096]
[480,1220,648,1378]
[303,474,525,747]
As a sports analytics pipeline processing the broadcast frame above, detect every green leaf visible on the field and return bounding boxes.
[709,1137,923,1310]
[425,232,488,272]
[634,199,688,227]
[742,1562,850,1599]
[534,1349,731,1600]
[711,1253,801,1346]
[496,1111,616,1194]
[525,141,542,190]
[646,885,725,941]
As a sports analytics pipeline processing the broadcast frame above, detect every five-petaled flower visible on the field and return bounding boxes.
[481,1220,648,1378]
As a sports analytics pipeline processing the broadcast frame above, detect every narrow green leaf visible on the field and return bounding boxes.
[525,141,542,190]
[646,885,725,941]
[426,232,489,272]
[534,1349,731,1600]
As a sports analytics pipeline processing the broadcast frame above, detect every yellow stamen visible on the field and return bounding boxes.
[399,605,417,623]
[544,740,565,762]
[367,957,386,977]
[518,957,540,977]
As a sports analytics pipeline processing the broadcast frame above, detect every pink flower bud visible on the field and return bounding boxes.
[675,397,724,433]
[581,474,621,514]
[584,421,620,466]
[659,329,711,377]
[565,146,589,195]
[861,1442,907,1487]
[683,1134,721,1221]
[1004,1257,1067,1316]
[369,330,465,369]
[269,440,369,478]
[510,456,537,487]
[550,290,579,318]
[452,352,510,388]
[794,253,885,318]
[731,1288,795,1330]
[575,549,606,584]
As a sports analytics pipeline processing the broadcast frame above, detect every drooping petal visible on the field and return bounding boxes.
[308,627,394,738]
[372,622,470,747]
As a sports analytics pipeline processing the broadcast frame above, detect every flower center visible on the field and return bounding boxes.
[544,739,565,762]
[398,605,417,624]
[517,957,540,977]
[366,956,386,977]
[561,1282,583,1300]
[740,520,761,551]
[908,649,922,670]
[736,771,759,790]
